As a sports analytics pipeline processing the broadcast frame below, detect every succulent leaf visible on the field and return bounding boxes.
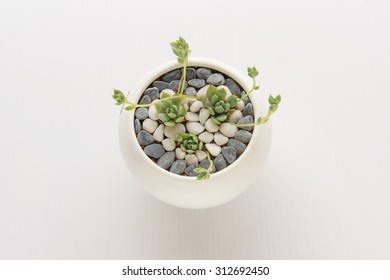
[112,89,126,105]
[159,113,170,122]
[154,102,161,111]
[215,105,224,114]
[211,116,221,125]
[216,88,226,100]
[206,85,217,99]
[247,66,259,78]
[216,114,227,122]
[227,95,237,107]
[165,120,176,127]
[201,86,239,125]
[170,37,189,65]
[174,133,203,154]
[210,95,219,105]
[161,92,170,99]
[156,97,186,126]
[202,97,210,109]
[194,167,210,180]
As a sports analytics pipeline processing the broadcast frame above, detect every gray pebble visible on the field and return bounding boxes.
[170,160,186,174]
[207,73,225,85]
[235,130,252,144]
[186,68,196,80]
[153,81,169,91]
[222,146,237,164]
[185,87,197,96]
[134,119,141,134]
[185,164,200,177]
[144,87,159,101]
[237,115,254,131]
[135,107,148,120]
[214,154,227,171]
[241,90,250,105]
[157,151,175,169]
[144,144,165,159]
[137,130,154,146]
[140,95,151,105]
[227,139,247,154]
[225,78,241,97]
[243,103,254,117]
[196,68,212,79]
[162,69,181,82]
[200,159,216,173]
[169,80,187,92]
[188,79,205,89]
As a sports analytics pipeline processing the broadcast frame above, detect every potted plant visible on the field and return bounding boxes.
[113,37,281,209]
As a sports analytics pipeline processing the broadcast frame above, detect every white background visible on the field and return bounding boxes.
[1,0,389,259]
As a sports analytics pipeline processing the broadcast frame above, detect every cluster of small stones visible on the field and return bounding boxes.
[134,67,255,177]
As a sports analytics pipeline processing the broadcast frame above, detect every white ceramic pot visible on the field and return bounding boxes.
[119,57,272,209]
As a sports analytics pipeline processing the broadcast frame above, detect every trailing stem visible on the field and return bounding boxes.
[230,94,281,128]
[194,151,214,180]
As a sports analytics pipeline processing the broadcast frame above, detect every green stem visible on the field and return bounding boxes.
[237,77,256,102]
[258,110,274,125]
[229,110,274,127]
[125,94,198,108]
[229,122,254,127]
[178,68,185,94]
[178,63,187,95]
[205,151,214,173]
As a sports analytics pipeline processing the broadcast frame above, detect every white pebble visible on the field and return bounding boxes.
[199,108,210,124]
[220,123,238,137]
[148,101,159,121]
[214,132,229,146]
[153,124,165,142]
[160,88,175,99]
[197,85,210,99]
[195,150,207,161]
[183,104,189,111]
[184,97,196,105]
[185,154,198,165]
[198,131,213,143]
[185,112,199,122]
[217,85,232,99]
[190,101,203,112]
[236,100,245,110]
[205,118,219,133]
[142,119,158,133]
[164,123,185,138]
[162,138,176,151]
[186,122,205,135]
[175,147,186,159]
[205,143,222,157]
[229,110,243,123]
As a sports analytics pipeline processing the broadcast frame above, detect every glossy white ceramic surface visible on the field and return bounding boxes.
[119,58,272,209]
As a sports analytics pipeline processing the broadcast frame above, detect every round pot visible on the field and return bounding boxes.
[118,57,272,209]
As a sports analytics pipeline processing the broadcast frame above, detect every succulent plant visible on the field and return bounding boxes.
[174,133,203,154]
[202,85,238,125]
[194,151,214,180]
[155,96,187,127]
[170,37,190,95]
[111,37,282,181]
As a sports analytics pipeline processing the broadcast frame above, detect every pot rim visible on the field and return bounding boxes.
[121,57,268,182]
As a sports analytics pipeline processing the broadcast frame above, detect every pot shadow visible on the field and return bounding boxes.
[126,173,276,259]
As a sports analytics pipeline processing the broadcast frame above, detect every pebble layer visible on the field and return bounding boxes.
[134,67,254,176]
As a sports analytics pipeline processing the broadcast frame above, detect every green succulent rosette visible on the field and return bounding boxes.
[155,94,187,127]
[202,85,238,125]
[174,133,203,154]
